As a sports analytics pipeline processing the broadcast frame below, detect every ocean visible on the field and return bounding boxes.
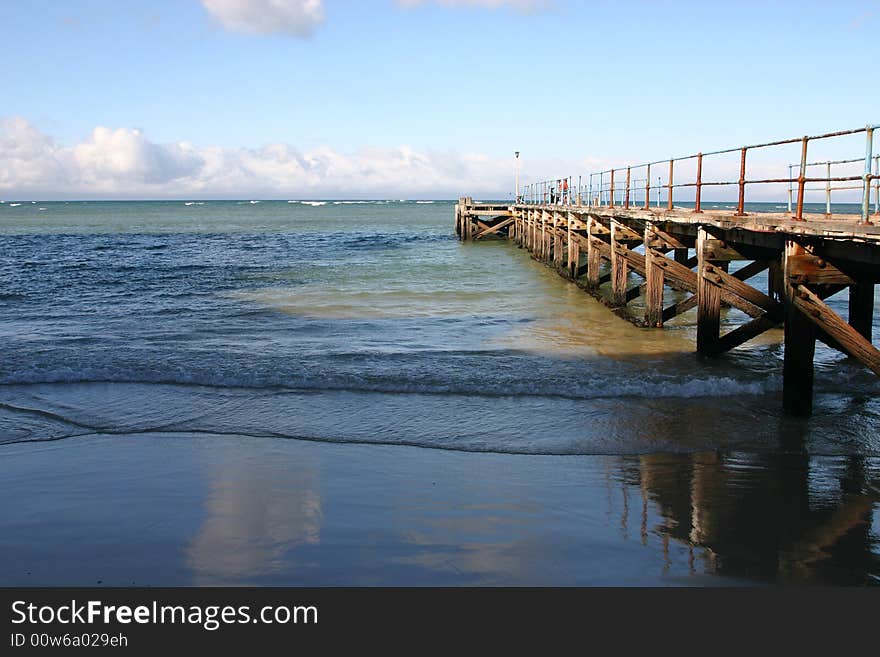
[1,199,878,585]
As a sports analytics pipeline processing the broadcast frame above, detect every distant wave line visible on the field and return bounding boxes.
[0,374,781,401]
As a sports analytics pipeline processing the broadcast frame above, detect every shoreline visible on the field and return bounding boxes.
[1,432,876,586]
[3,380,880,458]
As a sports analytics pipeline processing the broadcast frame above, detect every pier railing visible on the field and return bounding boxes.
[522,124,879,224]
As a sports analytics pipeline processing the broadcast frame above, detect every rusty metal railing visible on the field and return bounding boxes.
[786,156,880,216]
[521,124,879,224]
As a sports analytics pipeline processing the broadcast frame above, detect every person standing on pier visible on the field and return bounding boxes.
[563,178,569,205]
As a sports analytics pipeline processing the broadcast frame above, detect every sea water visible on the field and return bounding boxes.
[1,200,878,584]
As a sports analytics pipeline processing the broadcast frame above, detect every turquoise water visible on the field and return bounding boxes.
[1,200,878,584]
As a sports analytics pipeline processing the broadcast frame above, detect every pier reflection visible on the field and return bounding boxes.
[623,451,879,584]
[174,438,877,585]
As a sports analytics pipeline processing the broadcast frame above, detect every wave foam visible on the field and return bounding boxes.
[0,365,783,401]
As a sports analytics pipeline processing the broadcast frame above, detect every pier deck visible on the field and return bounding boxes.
[455,123,880,416]
[457,125,880,415]
[456,198,880,416]
[456,125,880,415]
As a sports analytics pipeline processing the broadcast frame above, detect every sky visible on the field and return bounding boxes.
[0,0,877,200]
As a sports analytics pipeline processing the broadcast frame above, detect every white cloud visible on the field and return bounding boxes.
[71,127,204,185]
[5,117,835,203]
[0,117,544,199]
[201,0,324,37]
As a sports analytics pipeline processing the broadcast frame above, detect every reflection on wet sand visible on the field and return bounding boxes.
[174,439,877,585]
[627,452,879,584]
[186,452,322,585]
[374,450,878,585]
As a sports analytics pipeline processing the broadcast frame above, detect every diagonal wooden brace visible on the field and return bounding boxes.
[790,284,880,377]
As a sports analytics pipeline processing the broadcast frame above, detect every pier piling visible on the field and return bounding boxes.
[455,124,880,416]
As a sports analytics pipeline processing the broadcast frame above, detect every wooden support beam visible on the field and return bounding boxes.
[787,254,857,286]
[783,241,816,416]
[732,260,769,282]
[649,227,690,250]
[533,210,540,256]
[529,210,537,252]
[540,210,549,261]
[848,283,874,342]
[553,212,565,267]
[613,242,646,276]
[715,315,778,353]
[791,284,880,377]
[783,298,816,416]
[701,238,747,262]
[816,326,848,356]
[662,295,698,323]
[697,228,722,355]
[647,248,697,294]
[645,226,665,327]
[611,221,629,306]
[609,222,642,242]
[529,210,540,254]
[537,212,544,259]
[586,218,601,288]
[701,263,784,320]
[674,248,690,265]
[567,213,579,278]
[588,235,612,259]
[709,265,789,353]
[649,246,765,318]
[468,209,513,217]
[473,216,514,239]
[812,285,849,356]
[626,283,645,303]
[768,259,783,302]
[588,218,611,236]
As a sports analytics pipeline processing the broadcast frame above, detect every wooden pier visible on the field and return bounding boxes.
[454,125,880,416]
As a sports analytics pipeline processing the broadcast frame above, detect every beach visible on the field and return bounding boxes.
[2,431,876,586]
[1,200,878,585]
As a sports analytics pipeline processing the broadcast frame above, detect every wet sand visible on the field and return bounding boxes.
[1,433,876,586]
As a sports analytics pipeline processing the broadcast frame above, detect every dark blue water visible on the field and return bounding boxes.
[1,200,879,454]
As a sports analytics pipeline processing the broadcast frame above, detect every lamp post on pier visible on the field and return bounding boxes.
[514,151,520,203]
